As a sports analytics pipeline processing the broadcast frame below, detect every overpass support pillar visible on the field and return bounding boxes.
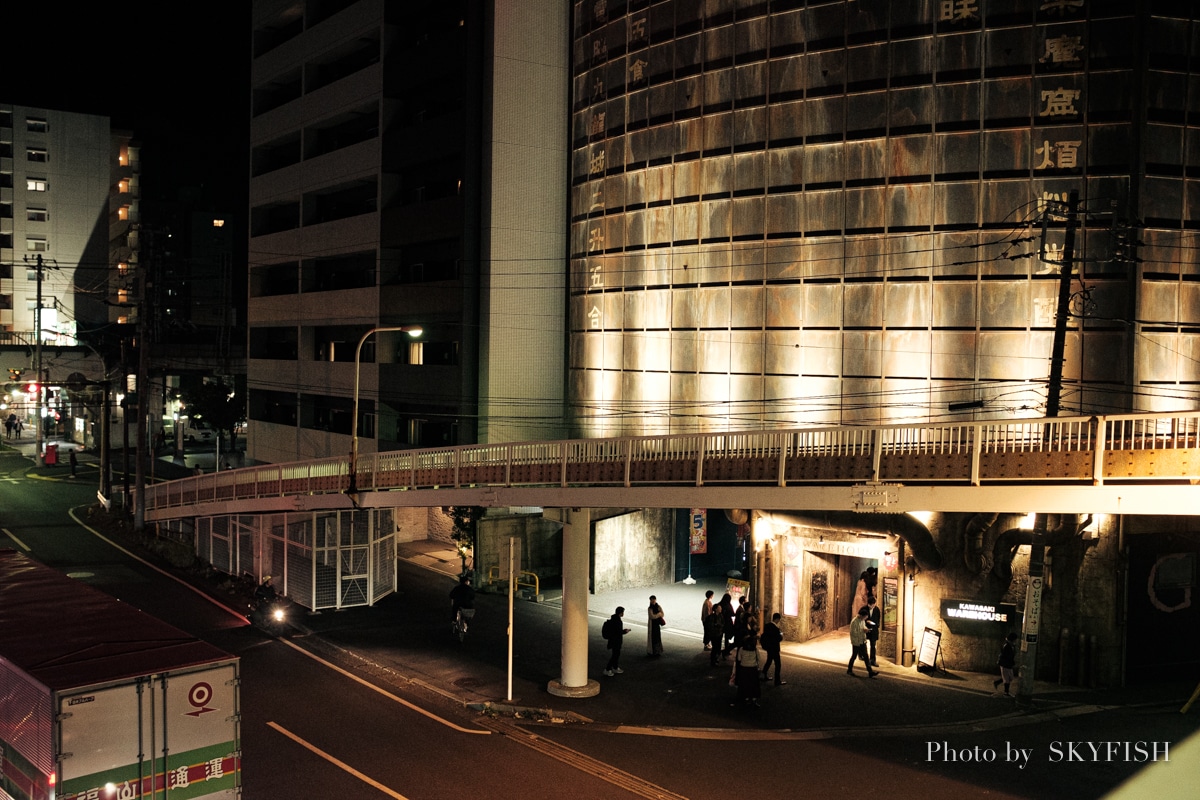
[548,507,599,698]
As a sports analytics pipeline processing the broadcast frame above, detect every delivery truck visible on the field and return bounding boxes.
[0,549,240,800]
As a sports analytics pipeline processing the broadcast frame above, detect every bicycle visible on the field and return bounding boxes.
[452,607,475,642]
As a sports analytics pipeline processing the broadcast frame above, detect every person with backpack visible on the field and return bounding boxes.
[602,606,630,676]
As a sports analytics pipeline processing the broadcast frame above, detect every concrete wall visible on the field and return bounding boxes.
[476,512,562,585]
[592,508,674,594]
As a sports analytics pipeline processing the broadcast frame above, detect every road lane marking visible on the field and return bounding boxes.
[67,505,491,735]
[267,721,410,799]
[68,505,250,624]
[1,528,31,550]
[280,638,490,735]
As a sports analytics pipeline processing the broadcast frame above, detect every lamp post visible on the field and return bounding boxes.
[347,325,423,496]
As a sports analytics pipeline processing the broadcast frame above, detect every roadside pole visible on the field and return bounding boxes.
[1020,190,1077,704]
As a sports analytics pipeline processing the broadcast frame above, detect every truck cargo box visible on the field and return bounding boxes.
[0,549,240,800]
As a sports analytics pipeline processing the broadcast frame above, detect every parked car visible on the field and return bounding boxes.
[185,420,216,443]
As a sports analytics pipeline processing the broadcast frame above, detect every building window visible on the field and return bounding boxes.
[118,206,130,221]
[27,178,48,192]
[26,237,48,252]
[26,118,48,133]
[408,341,424,365]
[27,148,48,163]
[27,208,48,222]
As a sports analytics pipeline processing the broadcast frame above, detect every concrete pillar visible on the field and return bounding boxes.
[548,507,599,697]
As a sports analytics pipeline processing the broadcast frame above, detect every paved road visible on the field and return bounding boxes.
[5,439,1198,798]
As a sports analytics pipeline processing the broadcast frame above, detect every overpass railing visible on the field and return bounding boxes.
[141,411,1200,514]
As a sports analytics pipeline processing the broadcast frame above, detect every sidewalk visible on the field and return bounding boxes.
[319,540,1183,737]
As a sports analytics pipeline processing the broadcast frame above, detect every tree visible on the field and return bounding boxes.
[444,506,484,577]
[180,376,246,452]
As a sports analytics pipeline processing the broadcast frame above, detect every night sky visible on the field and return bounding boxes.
[3,3,251,212]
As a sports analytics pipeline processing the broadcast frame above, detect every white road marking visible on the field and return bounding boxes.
[1,528,31,550]
[280,638,491,735]
[267,721,411,799]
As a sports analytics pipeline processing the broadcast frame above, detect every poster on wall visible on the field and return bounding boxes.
[882,576,898,632]
[783,565,800,617]
[727,577,750,602]
[689,508,707,554]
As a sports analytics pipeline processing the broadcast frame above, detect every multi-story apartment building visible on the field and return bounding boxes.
[1,105,113,345]
[247,0,568,465]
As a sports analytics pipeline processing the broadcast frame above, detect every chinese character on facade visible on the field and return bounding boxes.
[939,0,980,21]
[1039,88,1080,117]
[588,305,602,329]
[1037,191,1070,218]
[590,185,604,211]
[1034,140,1082,170]
[1034,296,1059,325]
[590,262,604,288]
[169,767,190,789]
[630,17,647,40]
[594,0,607,23]
[629,58,648,84]
[590,112,606,137]
[1039,34,1083,64]
[1040,0,1085,16]
[1040,243,1065,273]
[593,76,605,101]
[589,149,606,175]
[205,758,225,781]
[593,39,607,61]
[588,226,604,252]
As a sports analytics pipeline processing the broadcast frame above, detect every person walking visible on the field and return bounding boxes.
[847,606,878,677]
[701,590,715,651]
[732,633,762,707]
[69,449,78,478]
[865,594,881,667]
[646,595,665,656]
[760,612,785,685]
[993,632,1019,695]
[602,606,630,676]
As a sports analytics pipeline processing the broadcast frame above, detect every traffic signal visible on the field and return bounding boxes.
[25,382,39,395]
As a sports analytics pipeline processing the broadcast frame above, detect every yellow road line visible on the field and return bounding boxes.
[267,721,410,799]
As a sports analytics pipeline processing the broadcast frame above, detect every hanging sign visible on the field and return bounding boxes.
[689,508,707,554]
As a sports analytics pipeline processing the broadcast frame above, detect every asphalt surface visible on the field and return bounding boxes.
[13,435,1200,745]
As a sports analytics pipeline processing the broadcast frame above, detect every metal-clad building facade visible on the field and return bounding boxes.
[568,0,1200,438]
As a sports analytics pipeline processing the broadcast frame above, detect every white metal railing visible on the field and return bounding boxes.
[140,411,1200,514]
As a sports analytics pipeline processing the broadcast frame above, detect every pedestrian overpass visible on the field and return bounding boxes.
[143,411,1200,521]
[140,411,1200,698]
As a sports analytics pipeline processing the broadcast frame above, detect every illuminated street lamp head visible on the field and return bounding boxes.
[403,326,423,337]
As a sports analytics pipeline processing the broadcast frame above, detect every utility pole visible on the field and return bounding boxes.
[1019,190,1078,706]
[134,228,152,532]
[23,254,55,467]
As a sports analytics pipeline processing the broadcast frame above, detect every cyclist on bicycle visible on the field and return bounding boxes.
[449,575,476,629]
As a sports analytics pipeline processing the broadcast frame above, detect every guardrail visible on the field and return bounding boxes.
[141,411,1200,514]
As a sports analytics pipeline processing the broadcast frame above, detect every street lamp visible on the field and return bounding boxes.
[347,325,423,496]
